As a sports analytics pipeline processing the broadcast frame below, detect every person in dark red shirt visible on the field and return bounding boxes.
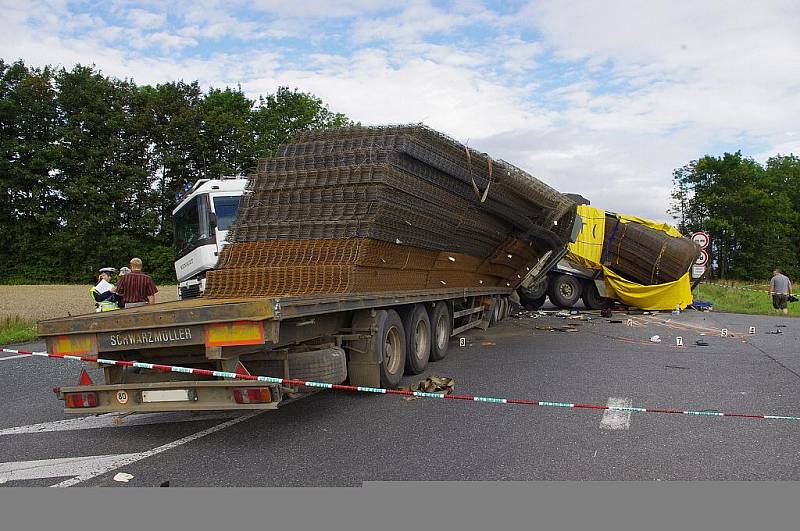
[114,257,158,308]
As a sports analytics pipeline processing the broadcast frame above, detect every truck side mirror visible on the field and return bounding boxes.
[209,212,218,230]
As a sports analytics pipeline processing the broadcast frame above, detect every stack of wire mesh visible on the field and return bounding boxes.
[603,215,700,285]
[204,125,576,298]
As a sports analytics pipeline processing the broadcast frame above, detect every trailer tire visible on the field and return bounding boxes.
[258,348,347,384]
[488,296,500,327]
[379,310,407,388]
[349,309,407,389]
[548,274,581,308]
[500,296,510,321]
[401,304,431,375]
[582,282,611,310]
[429,301,452,362]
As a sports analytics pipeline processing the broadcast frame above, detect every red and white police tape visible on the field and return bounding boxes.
[2,346,799,422]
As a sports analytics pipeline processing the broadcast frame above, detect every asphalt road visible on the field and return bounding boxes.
[2,308,800,486]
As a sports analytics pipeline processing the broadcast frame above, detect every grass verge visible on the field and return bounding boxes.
[0,316,38,346]
[694,283,799,317]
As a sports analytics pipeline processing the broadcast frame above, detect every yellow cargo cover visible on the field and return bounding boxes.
[566,204,605,269]
[566,205,694,310]
[602,268,694,310]
[616,214,684,238]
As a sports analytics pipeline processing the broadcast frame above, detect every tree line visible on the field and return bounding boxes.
[1,59,350,284]
[670,152,800,280]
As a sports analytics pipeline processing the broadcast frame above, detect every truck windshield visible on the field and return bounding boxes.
[212,196,241,231]
[174,194,213,258]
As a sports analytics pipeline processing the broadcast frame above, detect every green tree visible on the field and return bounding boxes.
[1,59,352,285]
[0,60,62,281]
[671,152,798,279]
[251,87,351,157]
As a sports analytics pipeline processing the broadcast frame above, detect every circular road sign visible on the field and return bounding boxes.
[691,232,710,249]
[695,249,709,266]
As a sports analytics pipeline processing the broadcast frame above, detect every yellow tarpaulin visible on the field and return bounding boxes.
[602,267,694,310]
[566,204,605,269]
[565,205,694,310]
[616,214,684,238]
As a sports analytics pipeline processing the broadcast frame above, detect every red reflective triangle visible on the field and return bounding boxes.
[235,362,251,376]
[78,369,94,386]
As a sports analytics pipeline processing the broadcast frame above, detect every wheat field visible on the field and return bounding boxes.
[0,284,179,321]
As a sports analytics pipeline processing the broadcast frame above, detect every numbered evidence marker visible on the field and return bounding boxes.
[676,336,683,347]
[721,329,729,337]
[749,326,756,335]
[459,337,466,347]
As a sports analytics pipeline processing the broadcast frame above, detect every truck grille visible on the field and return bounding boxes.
[180,284,202,299]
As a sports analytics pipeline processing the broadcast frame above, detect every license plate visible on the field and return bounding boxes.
[141,389,195,403]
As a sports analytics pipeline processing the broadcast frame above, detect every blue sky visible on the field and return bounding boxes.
[3,0,799,221]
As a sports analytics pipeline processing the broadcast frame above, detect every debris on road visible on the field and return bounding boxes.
[113,472,134,483]
[649,335,662,343]
[400,375,455,400]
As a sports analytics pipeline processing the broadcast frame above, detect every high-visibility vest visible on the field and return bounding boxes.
[89,286,119,312]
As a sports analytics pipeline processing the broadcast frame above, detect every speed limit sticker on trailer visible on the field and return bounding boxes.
[116,390,129,404]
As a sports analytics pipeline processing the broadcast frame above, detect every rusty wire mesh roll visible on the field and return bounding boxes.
[285,125,575,223]
[211,124,577,298]
[603,216,700,285]
[247,163,536,233]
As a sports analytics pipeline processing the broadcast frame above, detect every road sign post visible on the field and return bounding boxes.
[690,232,711,279]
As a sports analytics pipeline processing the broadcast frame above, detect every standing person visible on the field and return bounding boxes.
[769,268,792,315]
[114,257,159,308]
[89,267,121,312]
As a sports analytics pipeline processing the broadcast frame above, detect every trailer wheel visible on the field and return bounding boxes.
[548,274,581,308]
[401,304,431,375]
[379,310,407,388]
[429,301,452,362]
[348,309,406,389]
[488,296,501,327]
[499,296,510,321]
[581,282,611,310]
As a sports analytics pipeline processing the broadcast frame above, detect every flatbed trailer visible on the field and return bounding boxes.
[38,287,513,414]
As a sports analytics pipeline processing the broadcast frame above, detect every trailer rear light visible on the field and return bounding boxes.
[64,392,99,408]
[232,387,272,404]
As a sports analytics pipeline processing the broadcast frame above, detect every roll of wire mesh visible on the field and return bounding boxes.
[203,124,576,298]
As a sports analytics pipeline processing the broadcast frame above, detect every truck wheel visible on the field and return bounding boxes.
[429,301,451,362]
[517,288,547,311]
[519,292,546,310]
[401,304,431,375]
[379,310,407,388]
[488,296,501,327]
[581,282,611,310]
[548,274,581,308]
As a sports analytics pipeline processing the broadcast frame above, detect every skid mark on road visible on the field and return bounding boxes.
[600,397,632,430]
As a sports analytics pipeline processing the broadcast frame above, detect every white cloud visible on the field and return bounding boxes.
[127,8,166,29]
[2,0,799,222]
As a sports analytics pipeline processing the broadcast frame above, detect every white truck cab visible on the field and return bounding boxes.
[173,177,248,299]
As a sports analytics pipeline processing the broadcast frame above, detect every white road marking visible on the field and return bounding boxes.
[0,354,30,362]
[600,397,632,430]
[0,454,140,483]
[0,411,238,436]
[0,411,262,487]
